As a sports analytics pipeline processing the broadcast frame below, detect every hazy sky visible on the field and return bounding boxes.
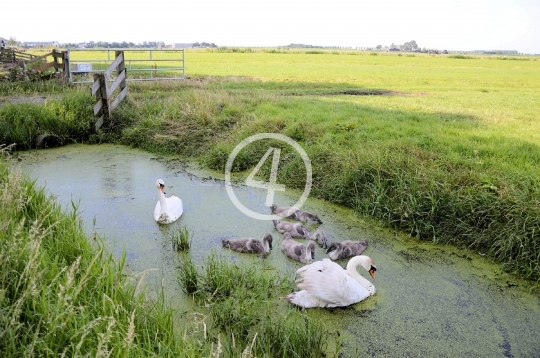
[2,0,539,53]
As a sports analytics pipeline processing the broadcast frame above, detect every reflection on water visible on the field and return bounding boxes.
[13,144,540,357]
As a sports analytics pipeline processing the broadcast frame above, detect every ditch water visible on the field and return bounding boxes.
[12,144,540,357]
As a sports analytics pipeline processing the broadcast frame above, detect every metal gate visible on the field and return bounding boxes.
[67,48,185,84]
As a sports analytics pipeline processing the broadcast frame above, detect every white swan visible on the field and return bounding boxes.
[281,232,317,264]
[286,255,376,308]
[154,179,183,224]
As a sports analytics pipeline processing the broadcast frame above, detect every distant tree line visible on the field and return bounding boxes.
[372,40,448,54]
[192,42,217,48]
[68,41,166,49]
[284,44,325,48]
[281,42,447,53]
[22,41,218,49]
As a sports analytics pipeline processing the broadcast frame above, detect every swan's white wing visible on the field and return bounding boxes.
[154,197,183,224]
[167,196,183,222]
[295,259,369,307]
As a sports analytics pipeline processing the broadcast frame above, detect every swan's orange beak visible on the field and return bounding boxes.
[160,184,166,194]
[369,265,376,279]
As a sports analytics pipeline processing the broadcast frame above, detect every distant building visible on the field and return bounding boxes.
[388,47,400,52]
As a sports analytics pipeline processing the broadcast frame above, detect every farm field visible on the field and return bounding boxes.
[3,48,540,281]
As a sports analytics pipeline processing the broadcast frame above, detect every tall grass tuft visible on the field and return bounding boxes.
[177,254,199,295]
[0,90,97,149]
[171,225,192,251]
[176,252,331,357]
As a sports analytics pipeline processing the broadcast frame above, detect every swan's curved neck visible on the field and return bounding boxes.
[158,188,168,213]
[346,257,375,294]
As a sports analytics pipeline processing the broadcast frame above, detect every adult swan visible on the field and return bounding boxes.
[154,179,183,224]
[286,255,376,308]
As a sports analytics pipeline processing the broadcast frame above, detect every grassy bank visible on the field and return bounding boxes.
[1,50,539,283]
[0,157,198,356]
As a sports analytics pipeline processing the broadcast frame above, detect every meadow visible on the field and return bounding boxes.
[1,48,539,355]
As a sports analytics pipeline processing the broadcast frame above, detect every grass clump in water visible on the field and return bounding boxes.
[177,252,332,357]
[171,225,192,251]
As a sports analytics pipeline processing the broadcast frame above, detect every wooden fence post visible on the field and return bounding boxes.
[115,50,126,89]
[105,51,128,118]
[91,51,128,130]
[52,50,59,74]
[63,51,70,82]
[92,73,108,131]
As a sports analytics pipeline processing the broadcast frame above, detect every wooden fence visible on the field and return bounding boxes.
[0,49,69,81]
[91,51,128,130]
